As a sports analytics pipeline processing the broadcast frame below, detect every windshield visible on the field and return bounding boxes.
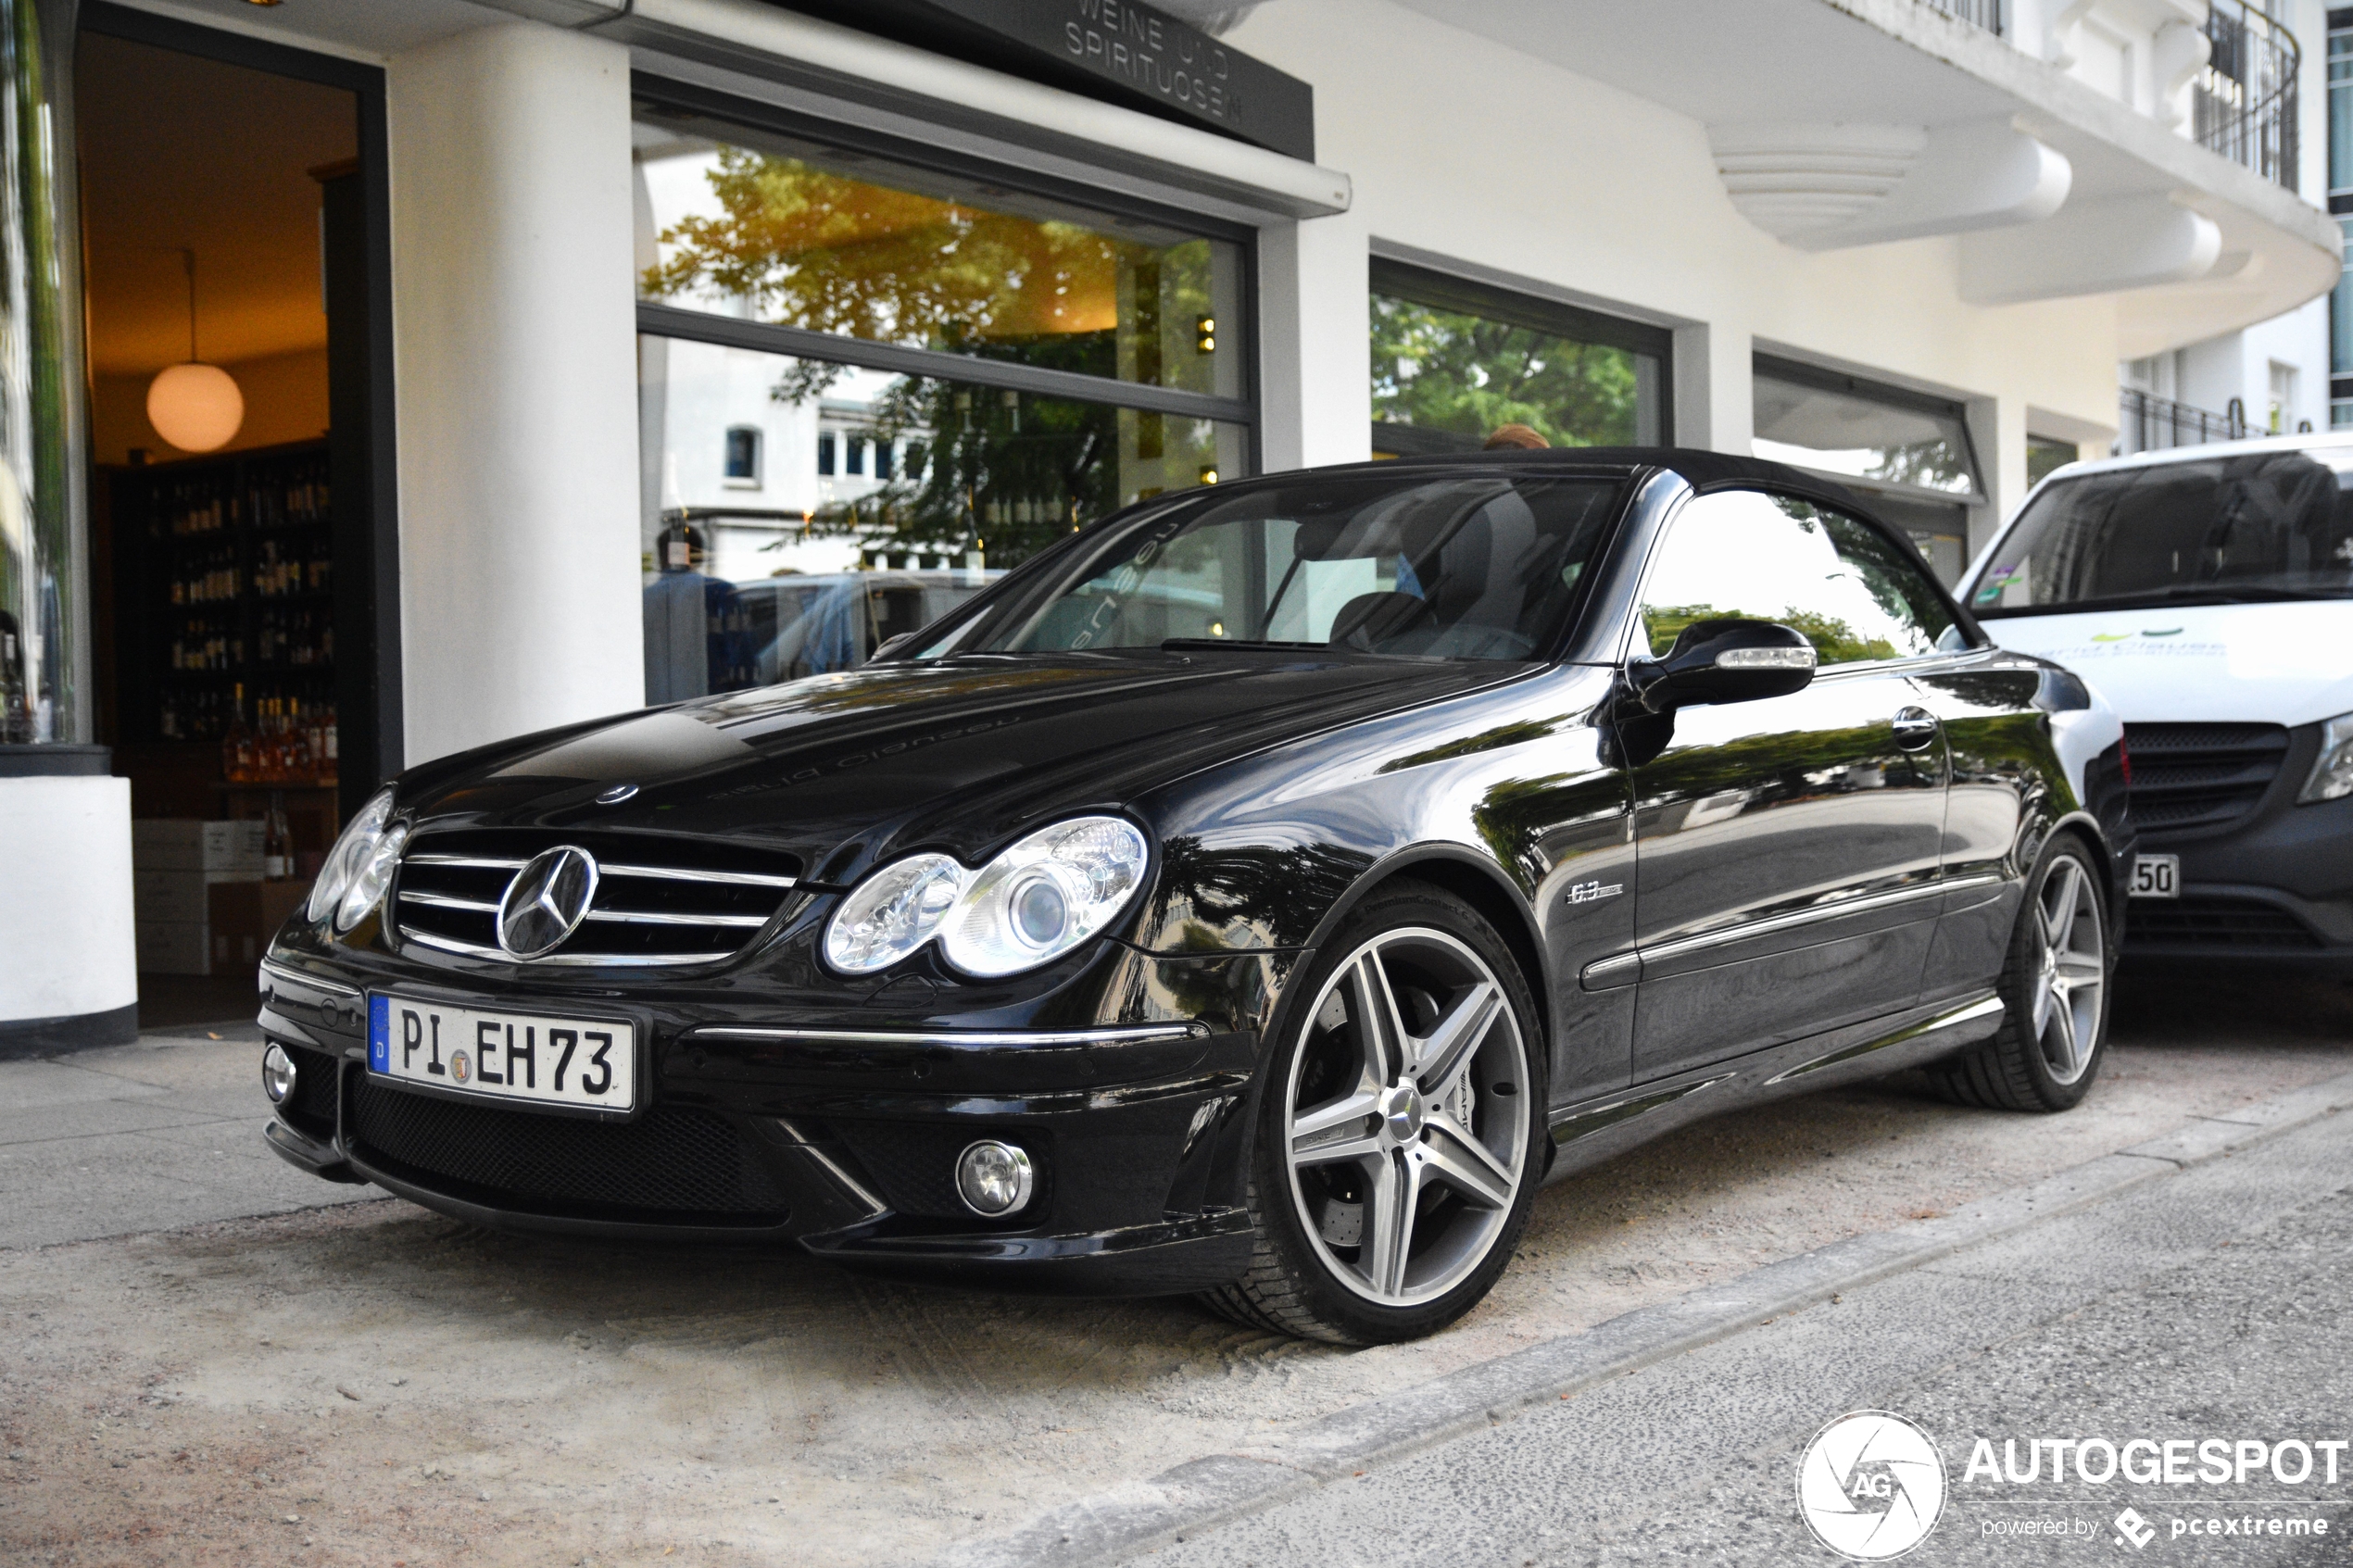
[1972,448,2353,616]
[914,471,1626,662]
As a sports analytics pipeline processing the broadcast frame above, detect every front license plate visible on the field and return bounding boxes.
[2130,853,2181,899]
[368,995,637,1112]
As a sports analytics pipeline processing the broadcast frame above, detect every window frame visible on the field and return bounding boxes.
[1624,483,1985,675]
[1368,256,1675,452]
[630,71,1262,472]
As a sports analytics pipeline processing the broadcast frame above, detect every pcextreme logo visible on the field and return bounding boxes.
[1798,1411,1948,1560]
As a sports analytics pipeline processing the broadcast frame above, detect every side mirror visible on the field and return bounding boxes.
[1625,618,1817,713]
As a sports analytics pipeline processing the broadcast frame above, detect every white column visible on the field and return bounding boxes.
[1258,212,1371,473]
[0,776,135,1047]
[387,22,643,767]
[1695,320,1754,455]
[1971,395,2028,565]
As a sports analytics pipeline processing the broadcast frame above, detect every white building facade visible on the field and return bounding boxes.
[0,0,2339,1045]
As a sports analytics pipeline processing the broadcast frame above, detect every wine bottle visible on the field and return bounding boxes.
[263,792,293,881]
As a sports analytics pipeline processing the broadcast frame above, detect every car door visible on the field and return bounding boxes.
[1624,489,1957,1080]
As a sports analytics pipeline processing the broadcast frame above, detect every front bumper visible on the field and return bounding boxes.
[254,946,1278,1295]
[2122,748,2353,970]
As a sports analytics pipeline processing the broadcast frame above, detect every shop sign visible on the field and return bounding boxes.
[770,0,1315,161]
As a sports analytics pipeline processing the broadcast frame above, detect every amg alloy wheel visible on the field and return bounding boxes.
[1204,884,1544,1343]
[1930,836,2113,1112]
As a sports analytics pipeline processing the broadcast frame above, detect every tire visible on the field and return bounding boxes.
[1200,882,1547,1345]
[1927,834,2113,1113]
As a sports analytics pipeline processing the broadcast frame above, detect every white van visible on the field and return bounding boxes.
[1957,434,2353,970]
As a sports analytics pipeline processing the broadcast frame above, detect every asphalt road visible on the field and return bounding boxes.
[1145,1099,2353,1568]
[1,972,2347,1566]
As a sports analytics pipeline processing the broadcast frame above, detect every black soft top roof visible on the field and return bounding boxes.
[1302,445,1872,510]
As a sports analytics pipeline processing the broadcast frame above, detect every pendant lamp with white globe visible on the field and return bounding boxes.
[146,250,243,453]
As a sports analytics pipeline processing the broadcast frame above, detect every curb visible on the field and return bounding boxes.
[935,1069,2353,1568]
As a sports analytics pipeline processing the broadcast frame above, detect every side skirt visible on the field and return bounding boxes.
[1541,991,2004,1185]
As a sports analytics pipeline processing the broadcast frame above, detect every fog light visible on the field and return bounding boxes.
[955,1139,1035,1217]
[261,1043,296,1104]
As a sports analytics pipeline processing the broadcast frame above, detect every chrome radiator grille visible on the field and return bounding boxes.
[394,830,799,965]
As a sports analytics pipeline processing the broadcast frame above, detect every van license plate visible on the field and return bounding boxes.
[2130,854,2180,899]
[367,995,637,1112]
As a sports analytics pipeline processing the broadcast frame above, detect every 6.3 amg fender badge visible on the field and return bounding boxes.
[497,845,601,959]
[1567,879,1624,906]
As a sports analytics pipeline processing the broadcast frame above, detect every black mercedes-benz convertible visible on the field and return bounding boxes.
[257,449,2132,1344]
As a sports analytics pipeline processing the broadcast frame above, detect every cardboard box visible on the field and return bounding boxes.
[134,866,263,925]
[132,819,266,872]
[207,879,313,978]
[135,921,212,976]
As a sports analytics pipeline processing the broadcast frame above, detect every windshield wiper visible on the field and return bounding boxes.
[1159,638,1336,652]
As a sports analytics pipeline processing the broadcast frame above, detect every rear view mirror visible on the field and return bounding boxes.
[1626,618,1817,712]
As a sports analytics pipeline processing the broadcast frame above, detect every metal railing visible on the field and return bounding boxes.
[1918,0,2003,34]
[2196,0,2301,188]
[2114,388,2253,456]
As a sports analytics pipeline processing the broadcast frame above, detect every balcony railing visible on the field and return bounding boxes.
[2114,388,2253,456]
[1918,0,2004,35]
[2196,0,2300,188]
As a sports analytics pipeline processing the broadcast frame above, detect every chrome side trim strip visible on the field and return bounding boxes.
[396,926,736,967]
[1765,992,2005,1085]
[601,862,798,889]
[1579,951,1642,990]
[1549,1073,1735,1148]
[1642,876,1980,965]
[258,958,362,999]
[398,890,501,914]
[584,908,772,929]
[691,1023,1207,1047]
[406,854,528,872]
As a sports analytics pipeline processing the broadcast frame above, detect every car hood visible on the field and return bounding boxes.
[398,655,1519,884]
[1977,601,2353,729]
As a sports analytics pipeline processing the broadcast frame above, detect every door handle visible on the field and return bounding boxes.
[1891,706,1940,752]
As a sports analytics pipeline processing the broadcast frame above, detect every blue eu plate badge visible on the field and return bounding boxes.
[369,995,391,1072]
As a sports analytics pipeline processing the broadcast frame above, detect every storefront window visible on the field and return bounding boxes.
[1368,258,1667,456]
[638,337,1247,703]
[634,104,1244,401]
[2027,433,2078,488]
[632,94,1255,703]
[1,0,83,747]
[1752,360,1980,497]
[1752,357,1984,588]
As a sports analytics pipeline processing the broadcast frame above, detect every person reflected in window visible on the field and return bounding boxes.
[1483,423,1550,451]
[643,521,746,703]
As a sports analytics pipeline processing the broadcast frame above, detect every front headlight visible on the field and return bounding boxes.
[308,788,396,925]
[823,853,963,974]
[823,816,1150,979]
[2300,713,2353,804]
[337,821,409,933]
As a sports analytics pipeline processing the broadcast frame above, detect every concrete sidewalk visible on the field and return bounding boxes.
[0,1031,384,1249]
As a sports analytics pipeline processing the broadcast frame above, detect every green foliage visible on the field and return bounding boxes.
[642,147,1227,567]
[640,148,1131,356]
[1369,294,1640,449]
